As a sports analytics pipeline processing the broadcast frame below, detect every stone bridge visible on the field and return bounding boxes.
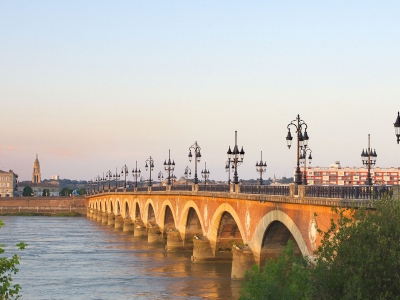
[86,185,398,278]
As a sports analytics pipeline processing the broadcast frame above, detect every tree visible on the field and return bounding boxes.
[240,195,400,300]
[77,188,86,196]
[312,196,400,300]
[22,186,33,197]
[0,219,27,299]
[240,240,312,300]
[42,189,50,197]
[59,188,73,196]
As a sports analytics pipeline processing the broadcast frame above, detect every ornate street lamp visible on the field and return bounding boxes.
[121,164,128,188]
[361,134,377,186]
[106,170,112,189]
[201,162,210,186]
[227,131,245,185]
[171,173,177,185]
[163,149,175,185]
[184,166,191,186]
[188,141,201,184]
[300,147,312,185]
[158,171,164,185]
[113,167,121,189]
[394,111,400,144]
[88,180,93,194]
[255,151,267,185]
[225,161,234,185]
[95,175,102,192]
[131,161,141,188]
[145,156,155,186]
[286,114,309,185]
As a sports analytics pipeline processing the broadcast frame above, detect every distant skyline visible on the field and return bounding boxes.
[1,1,399,181]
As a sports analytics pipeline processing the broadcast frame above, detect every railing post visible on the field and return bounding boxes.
[148,186,152,193]
[166,185,171,192]
[235,184,241,194]
[298,185,306,198]
[193,184,198,192]
[289,184,295,197]
[230,183,235,193]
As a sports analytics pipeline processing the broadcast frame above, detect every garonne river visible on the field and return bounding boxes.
[1,216,242,299]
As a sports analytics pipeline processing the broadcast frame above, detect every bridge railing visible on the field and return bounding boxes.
[171,185,192,192]
[198,185,230,192]
[241,185,290,196]
[136,187,148,192]
[150,186,167,192]
[305,185,392,200]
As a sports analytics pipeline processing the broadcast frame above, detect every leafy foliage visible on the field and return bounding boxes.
[59,188,73,196]
[21,186,33,197]
[0,220,27,299]
[42,189,50,196]
[77,188,86,195]
[240,240,312,300]
[240,196,400,300]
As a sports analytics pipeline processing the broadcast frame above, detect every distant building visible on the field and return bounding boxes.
[0,169,18,197]
[52,175,59,180]
[304,161,400,185]
[18,155,60,196]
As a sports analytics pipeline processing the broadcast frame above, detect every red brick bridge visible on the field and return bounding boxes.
[87,184,395,278]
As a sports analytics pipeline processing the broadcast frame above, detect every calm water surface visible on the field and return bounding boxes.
[0,216,242,300]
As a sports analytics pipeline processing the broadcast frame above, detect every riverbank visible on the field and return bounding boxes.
[0,211,84,217]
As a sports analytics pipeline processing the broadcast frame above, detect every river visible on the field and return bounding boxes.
[0,216,242,299]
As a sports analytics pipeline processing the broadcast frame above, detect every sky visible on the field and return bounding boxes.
[1,1,399,182]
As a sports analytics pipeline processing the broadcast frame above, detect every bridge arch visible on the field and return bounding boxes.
[208,203,246,255]
[133,199,142,221]
[178,200,205,240]
[158,200,177,233]
[115,198,121,215]
[123,199,130,219]
[144,198,156,226]
[250,210,310,265]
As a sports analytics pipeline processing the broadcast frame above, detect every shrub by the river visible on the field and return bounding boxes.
[240,196,400,300]
[0,219,27,300]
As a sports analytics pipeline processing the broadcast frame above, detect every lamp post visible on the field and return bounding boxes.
[163,149,175,185]
[394,111,400,144]
[184,166,191,186]
[113,167,120,189]
[255,151,267,185]
[201,162,210,186]
[361,134,377,186]
[171,173,177,185]
[225,161,234,185]
[188,141,201,184]
[227,131,245,185]
[95,176,101,192]
[131,161,141,188]
[158,171,164,185]
[121,164,128,188]
[88,180,93,194]
[300,148,312,185]
[106,170,112,189]
[286,114,309,185]
[145,156,154,186]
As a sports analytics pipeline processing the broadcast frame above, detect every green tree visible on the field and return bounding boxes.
[59,188,73,196]
[42,189,50,197]
[0,219,27,299]
[240,240,312,300]
[22,186,33,197]
[240,196,400,300]
[77,188,86,196]
[312,197,400,300]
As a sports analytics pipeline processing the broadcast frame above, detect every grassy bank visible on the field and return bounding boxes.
[0,211,84,217]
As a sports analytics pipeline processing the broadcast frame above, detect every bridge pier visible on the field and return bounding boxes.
[87,207,90,217]
[191,237,218,263]
[96,210,102,222]
[148,225,164,243]
[123,218,135,232]
[231,246,256,279]
[133,221,148,238]
[107,213,115,226]
[101,212,108,224]
[165,230,183,251]
[115,215,124,229]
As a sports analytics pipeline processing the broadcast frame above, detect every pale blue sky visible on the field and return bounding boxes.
[1,1,399,181]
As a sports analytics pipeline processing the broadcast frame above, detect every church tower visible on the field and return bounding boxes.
[32,154,41,183]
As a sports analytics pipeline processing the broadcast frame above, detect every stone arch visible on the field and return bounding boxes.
[133,199,142,221]
[250,210,310,265]
[144,199,156,226]
[124,200,130,219]
[115,198,121,215]
[110,200,114,214]
[158,200,177,233]
[208,203,246,255]
[104,200,107,213]
[178,201,205,240]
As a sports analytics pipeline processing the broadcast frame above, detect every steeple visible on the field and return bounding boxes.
[32,154,41,183]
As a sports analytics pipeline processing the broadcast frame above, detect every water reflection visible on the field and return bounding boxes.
[0,217,242,299]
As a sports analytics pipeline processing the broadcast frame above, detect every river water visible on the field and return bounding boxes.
[0,216,242,300]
